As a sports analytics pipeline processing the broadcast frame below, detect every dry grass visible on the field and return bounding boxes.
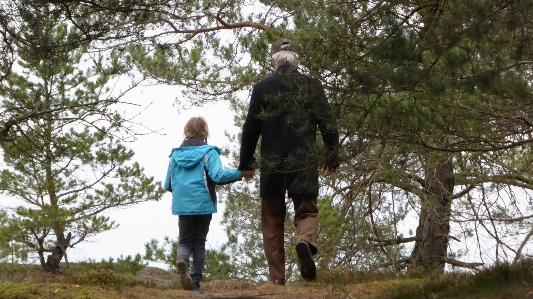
[0,280,390,299]
[0,265,393,299]
[2,261,532,299]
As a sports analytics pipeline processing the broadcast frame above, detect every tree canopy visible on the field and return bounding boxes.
[3,0,533,277]
[152,0,533,275]
[0,1,165,272]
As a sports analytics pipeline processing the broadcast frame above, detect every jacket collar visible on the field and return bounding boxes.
[180,139,206,147]
[276,64,298,74]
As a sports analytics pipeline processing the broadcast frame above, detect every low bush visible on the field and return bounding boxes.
[65,254,146,288]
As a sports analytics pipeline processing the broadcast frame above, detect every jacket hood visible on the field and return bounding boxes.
[169,144,220,169]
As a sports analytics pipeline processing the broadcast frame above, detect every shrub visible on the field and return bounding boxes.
[70,254,146,275]
[65,254,146,288]
[68,268,131,287]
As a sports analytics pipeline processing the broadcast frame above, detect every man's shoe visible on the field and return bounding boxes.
[177,260,194,290]
[296,242,316,281]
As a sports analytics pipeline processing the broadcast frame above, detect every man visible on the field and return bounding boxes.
[238,39,339,285]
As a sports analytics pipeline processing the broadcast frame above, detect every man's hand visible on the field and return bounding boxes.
[324,166,337,176]
[241,169,255,180]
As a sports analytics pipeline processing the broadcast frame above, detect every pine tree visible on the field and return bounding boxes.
[0,8,164,273]
[147,0,533,273]
[15,0,533,275]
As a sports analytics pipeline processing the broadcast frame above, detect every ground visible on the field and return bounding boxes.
[0,266,393,299]
[3,261,533,298]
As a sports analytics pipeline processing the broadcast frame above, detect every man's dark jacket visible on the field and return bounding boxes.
[238,65,339,197]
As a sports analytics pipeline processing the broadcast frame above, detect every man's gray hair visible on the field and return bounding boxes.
[272,51,299,70]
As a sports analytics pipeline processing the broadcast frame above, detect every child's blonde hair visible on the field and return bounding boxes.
[183,116,209,142]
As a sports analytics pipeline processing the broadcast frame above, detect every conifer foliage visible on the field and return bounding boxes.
[0,2,164,272]
[2,0,533,277]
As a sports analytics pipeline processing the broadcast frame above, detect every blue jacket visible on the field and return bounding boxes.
[164,140,242,215]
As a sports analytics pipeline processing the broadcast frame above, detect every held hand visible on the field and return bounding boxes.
[241,169,255,180]
[324,166,337,177]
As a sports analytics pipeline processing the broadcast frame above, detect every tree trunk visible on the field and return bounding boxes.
[410,153,454,272]
[44,232,71,273]
[45,245,64,273]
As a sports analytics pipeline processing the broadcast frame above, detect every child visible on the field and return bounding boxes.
[163,116,251,291]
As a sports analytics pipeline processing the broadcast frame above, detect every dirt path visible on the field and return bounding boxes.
[0,266,390,299]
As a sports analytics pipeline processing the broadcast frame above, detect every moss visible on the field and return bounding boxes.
[373,260,533,299]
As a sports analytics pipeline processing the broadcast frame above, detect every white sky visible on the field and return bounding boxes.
[68,84,242,267]
[3,61,529,270]
[59,84,533,269]
[0,47,247,268]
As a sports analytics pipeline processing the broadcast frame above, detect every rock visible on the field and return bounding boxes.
[134,266,179,289]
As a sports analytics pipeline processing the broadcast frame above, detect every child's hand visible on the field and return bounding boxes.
[241,169,255,180]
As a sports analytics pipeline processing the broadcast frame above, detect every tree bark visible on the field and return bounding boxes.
[45,245,64,273]
[410,153,454,272]
[44,232,71,273]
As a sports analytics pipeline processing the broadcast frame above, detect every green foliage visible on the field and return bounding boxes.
[74,255,147,276]
[316,192,409,271]
[204,248,241,281]
[376,260,533,299]
[65,255,146,288]
[143,0,533,274]
[143,237,239,281]
[2,0,533,279]
[0,3,165,272]
[317,265,404,286]
[218,180,271,281]
[143,237,179,269]
[0,262,34,282]
[220,91,413,280]
[67,268,132,288]
[0,211,32,265]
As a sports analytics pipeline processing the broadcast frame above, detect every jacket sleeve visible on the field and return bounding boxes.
[163,158,174,192]
[205,149,242,185]
[238,84,262,170]
[314,79,340,168]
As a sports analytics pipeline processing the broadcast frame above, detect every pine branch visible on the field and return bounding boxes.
[375,258,412,268]
[369,236,419,246]
[440,257,483,269]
